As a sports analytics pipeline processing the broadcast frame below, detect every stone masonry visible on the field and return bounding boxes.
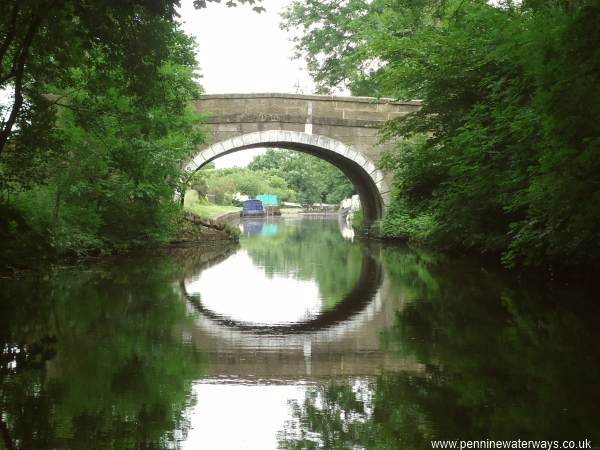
[186,93,421,223]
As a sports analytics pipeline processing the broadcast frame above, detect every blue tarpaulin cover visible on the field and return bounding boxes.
[242,199,264,216]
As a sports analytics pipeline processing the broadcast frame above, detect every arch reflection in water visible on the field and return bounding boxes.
[181,217,417,381]
[185,216,371,330]
[185,250,380,334]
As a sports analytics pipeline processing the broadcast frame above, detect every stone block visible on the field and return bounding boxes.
[375,180,390,192]
[220,138,236,152]
[313,102,344,119]
[354,153,367,167]
[214,124,241,133]
[242,132,262,147]
[258,130,271,143]
[327,138,342,151]
[362,161,376,175]
[340,102,379,113]
[312,124,331,136]
[191,153,206,168]
[264,130,279,142]
[284,106,306,116]
[210,141,225,156]
[202,147,216,159]
[240,123,261,134]
[299,132,312,145]
[317,135,333,150]
[346,149,359,161]
[342,109,388,121]
[376,103,398,113]
[231,136,244,149]
[333,142,350,156]
[287,123,305,133]
[326,129,356,141]
[351,126,380,137]
[372,170,384,184]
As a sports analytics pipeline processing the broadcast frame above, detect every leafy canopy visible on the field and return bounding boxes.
[282,0,600,269]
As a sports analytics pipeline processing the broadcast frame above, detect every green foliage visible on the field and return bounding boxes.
[183,189,241,220]
[190,166,297,204]
[13,185,103,253]
[0,0,266,263]
[1,4,205,260]
[187,147,357,207]
[0,201,55,268]
[351,209,362,231]
[248,149,355,204]
[378,139,439,242]
[282,1,600,269]
[0,0,262,157]
[194,0,265,12]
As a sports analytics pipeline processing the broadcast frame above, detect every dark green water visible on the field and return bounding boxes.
[1,216,599,449]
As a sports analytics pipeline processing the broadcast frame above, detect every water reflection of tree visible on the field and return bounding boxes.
[279,247,600,448]
[0,259,204,450]
[242,218,362,309]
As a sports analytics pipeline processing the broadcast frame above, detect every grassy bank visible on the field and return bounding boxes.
[183,191,241,220]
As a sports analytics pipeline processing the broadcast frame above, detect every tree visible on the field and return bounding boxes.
[194,0,265,12]
[0,0,264,156]
[248,149,355,204]
[2,19,204,257]
[281,0,377,95]
[189,167,297,204]
[1,0,267,262]
[282,0,600,269]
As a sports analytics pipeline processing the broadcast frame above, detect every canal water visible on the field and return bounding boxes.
[1,216,599,449]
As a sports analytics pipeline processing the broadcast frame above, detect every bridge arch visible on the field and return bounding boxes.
[182,130,390,225]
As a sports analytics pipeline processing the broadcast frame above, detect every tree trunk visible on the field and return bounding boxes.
[0,5,50,156]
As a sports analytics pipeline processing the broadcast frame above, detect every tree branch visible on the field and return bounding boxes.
[0,8,46,156]
[0,2,21,68]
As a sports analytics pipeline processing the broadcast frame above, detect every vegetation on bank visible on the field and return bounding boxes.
[183,190,241,220]
[189,165,297,205]
[248,149,354,205]
[0,1,259,267]
[189,149,355,206]
[283,0,600,269]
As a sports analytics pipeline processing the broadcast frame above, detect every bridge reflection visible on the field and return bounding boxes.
[177,242,422,381]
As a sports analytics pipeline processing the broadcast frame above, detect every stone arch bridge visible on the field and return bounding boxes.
[183,93,420,225]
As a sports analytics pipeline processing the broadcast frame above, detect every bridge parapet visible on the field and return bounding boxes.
[194,93,419,162]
